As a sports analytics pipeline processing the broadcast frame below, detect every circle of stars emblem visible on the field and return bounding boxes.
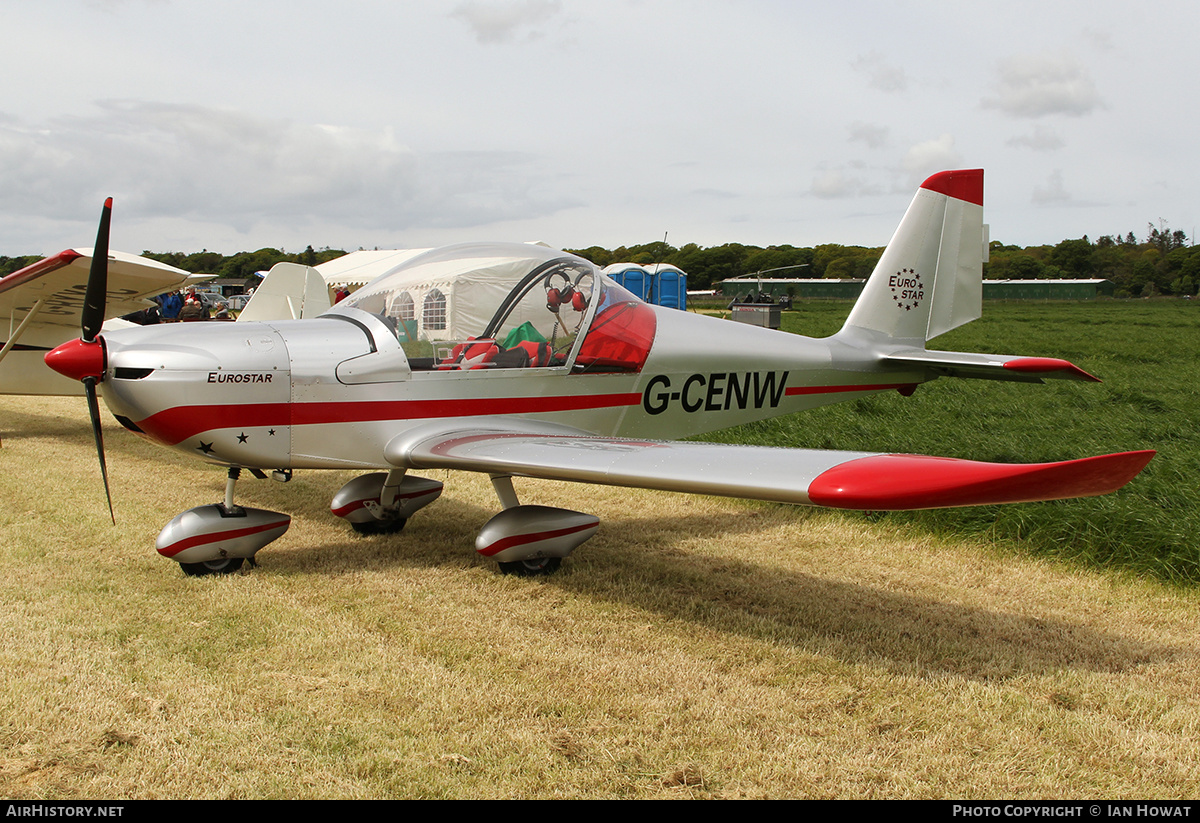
[889,268,924,312]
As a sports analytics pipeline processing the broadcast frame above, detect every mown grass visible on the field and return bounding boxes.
[699,299,1200,583]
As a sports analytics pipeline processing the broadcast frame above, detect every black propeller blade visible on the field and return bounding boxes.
[43,198,118,521]
[82,198,112,343]
[85,375,115,524]
[85,198,115,522]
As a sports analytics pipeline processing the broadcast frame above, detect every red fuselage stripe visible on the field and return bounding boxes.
[138,393,643,445]
[137,382,912,446]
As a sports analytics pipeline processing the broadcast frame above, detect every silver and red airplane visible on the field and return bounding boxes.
[43,170,1154,576]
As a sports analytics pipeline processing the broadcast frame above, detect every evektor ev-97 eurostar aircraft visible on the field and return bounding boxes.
[44,170,1154,577]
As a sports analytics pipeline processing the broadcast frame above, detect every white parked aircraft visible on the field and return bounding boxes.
[0,249,208,395]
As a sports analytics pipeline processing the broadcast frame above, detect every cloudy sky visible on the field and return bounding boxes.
[1,0,1195,257]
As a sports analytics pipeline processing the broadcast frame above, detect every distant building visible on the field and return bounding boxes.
[982,279,1115,299]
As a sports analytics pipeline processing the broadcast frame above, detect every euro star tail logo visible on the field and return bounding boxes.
[888,268,924,312]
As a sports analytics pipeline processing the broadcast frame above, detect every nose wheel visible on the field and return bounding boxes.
[180,557,246,577]
[157,468,291,575]
[350,517,407,535]
[497,557,562,576]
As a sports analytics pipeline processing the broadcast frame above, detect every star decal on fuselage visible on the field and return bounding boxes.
[196,441,214,454]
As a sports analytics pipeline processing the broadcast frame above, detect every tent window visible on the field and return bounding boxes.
[423,289,447,330]
[389,291,415,321]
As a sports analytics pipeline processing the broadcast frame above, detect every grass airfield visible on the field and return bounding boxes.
[2,301,1199,799]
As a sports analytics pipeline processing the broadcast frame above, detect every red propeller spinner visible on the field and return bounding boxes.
[44,337,106,382]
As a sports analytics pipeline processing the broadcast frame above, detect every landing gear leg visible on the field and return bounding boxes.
[490,474,521,510]
[331,471,443,533]
[220,466,244,515]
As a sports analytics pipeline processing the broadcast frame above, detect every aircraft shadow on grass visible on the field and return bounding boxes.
[262,490,1171,682]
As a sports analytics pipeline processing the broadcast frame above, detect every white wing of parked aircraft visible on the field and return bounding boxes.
[0,249,207,395]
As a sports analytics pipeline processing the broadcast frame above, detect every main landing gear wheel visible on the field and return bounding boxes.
[180,557,245,577]
[350,517,408,536]
[497,556,562,577]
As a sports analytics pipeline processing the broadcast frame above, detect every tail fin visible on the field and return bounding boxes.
[236,263,331,322]
[840,169,988,344]
[835,169,1098,384]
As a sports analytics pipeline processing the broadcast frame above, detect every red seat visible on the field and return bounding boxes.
[440,339,499,370]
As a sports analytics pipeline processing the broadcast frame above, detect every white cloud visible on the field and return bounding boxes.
[450,0,562,44]
[1032,169,1071,204]
[1006,125,1066,151]
[902,135,962,184]
[0,102,575,242]
[851,51,908,93]
[848,122,889,150]
[983,52,1101,118]
[810,169,881,200]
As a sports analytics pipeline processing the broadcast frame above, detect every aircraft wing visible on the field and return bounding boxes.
[0,248,208,328]
[385,420,1153,510]
[881,348,1100,383]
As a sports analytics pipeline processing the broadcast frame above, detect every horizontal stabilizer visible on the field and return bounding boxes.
[385,420,1153,511]
[882,349,1100,383]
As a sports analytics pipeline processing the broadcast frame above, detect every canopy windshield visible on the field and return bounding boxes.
[330,242,656,373]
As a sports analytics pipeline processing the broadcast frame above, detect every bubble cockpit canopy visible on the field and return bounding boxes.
[330,242,657,373]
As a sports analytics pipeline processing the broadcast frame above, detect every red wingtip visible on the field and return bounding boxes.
[920,169,983,207]
[0,250,85,293]
[1003,357,1100,382]
[104,197,113,208]
[809,450,1155,510]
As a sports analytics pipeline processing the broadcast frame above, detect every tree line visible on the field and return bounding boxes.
[568,222,1200,298]
[3,227,1196,298]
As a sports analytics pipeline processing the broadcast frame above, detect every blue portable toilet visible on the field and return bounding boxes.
[602,263,652,302]
[603,262,688,310]
[645,263,687,310]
